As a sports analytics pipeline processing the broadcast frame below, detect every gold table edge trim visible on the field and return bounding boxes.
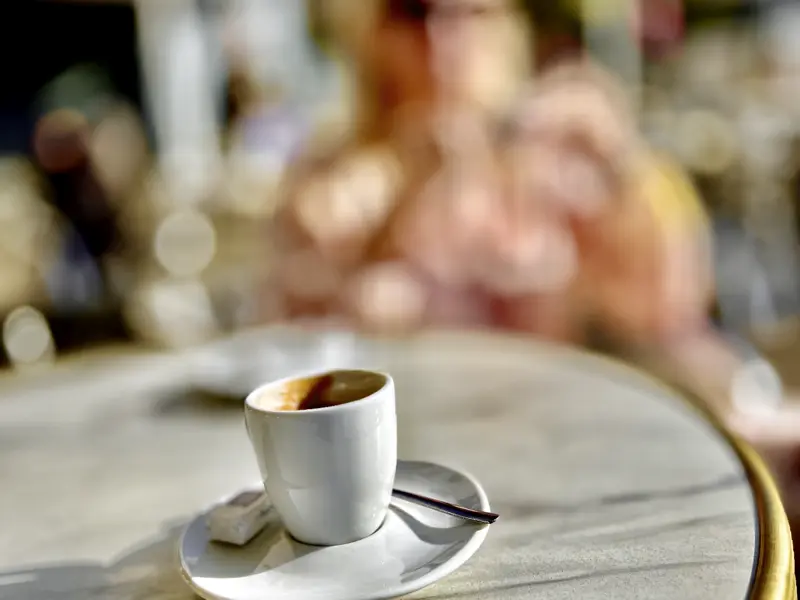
[361,328,798,599]
[93,325,790,598]
[695,403,796,600]
[583,348,797,600]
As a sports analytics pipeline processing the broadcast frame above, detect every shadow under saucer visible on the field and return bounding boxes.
[0,520,194,600]
[180,460,491,600]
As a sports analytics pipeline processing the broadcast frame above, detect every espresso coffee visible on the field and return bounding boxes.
[256,370,387,411]
[244,368,396,545]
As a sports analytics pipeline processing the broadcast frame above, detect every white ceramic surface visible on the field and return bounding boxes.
[244,370,397,546]
[179,460,492,600]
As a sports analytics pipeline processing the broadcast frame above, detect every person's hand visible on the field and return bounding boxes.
[510,62,712,344]
[515,61,637,219]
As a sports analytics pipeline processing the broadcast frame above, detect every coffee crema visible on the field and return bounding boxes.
[256,370,386,411]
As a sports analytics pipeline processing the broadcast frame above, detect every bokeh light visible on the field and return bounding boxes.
[3,306,55,367]
[732,358,784,415]
[154,209,217,277]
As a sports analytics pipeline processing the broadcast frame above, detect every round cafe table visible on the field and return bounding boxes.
[0,328,794,599]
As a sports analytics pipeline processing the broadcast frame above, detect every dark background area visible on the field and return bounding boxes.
[0,0,766,157]
[0,1,143,361]
[0,0,142,154]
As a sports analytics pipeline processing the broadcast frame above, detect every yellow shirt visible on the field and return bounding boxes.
[639,152,710,237]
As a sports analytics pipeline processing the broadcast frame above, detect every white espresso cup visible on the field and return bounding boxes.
[244,369,397,546]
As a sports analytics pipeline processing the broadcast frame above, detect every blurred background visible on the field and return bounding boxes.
[1,0,800,381]
[4,1,800,591]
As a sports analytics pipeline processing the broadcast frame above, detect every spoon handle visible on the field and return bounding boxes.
[391,489,499,524]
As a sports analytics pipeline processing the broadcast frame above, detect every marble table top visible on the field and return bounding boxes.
[0,328,765,599]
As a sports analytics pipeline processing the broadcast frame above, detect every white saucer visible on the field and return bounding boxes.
[179,460,491,600]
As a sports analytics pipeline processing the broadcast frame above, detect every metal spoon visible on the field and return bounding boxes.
[392,489,499,524]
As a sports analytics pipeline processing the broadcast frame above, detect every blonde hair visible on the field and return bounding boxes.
[308,0,533,136]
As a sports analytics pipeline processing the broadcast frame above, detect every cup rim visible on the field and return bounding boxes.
[244,368,392,415]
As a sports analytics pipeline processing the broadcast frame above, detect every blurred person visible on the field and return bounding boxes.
[260,0,800,556]
[266,0,800,511]
[264,0,713,353]
[33,108,122,305]
[32,64,141,307]
[27,105,136,353]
